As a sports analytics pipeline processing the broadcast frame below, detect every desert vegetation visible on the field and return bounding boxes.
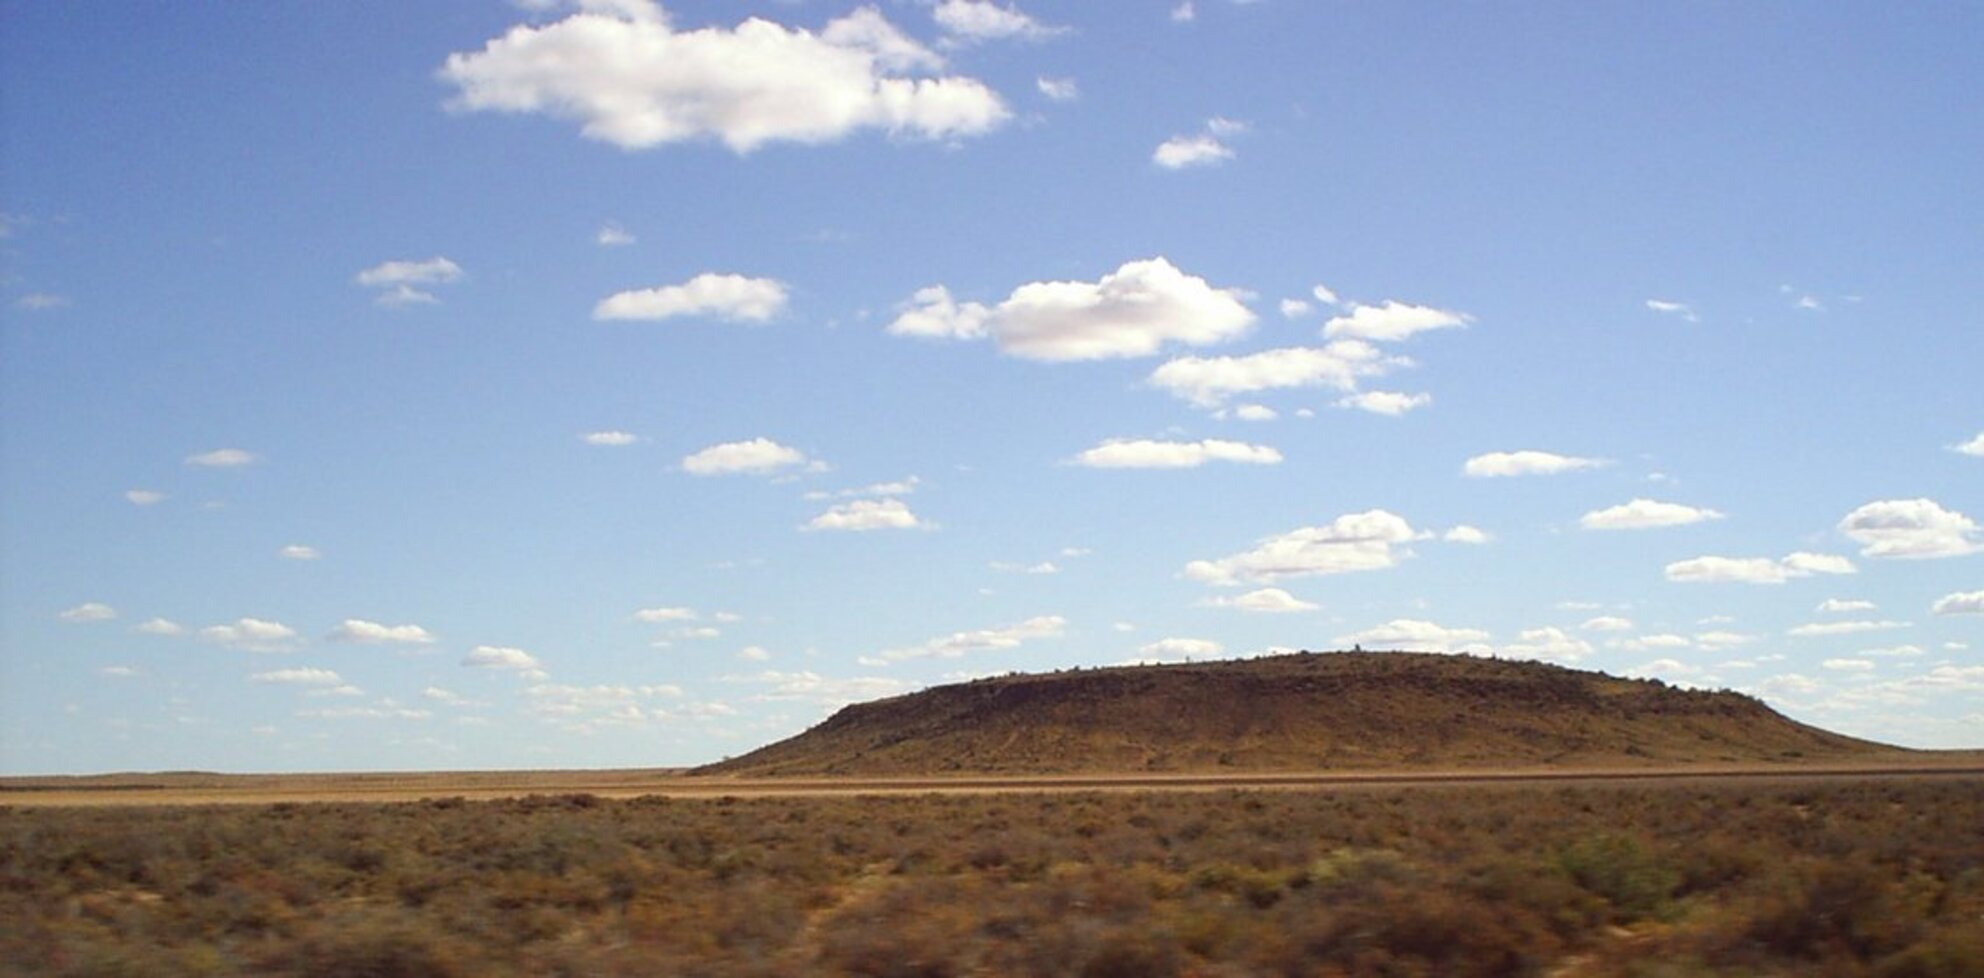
[4,778,1982,976]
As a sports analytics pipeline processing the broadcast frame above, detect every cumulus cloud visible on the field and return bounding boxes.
[1818,598,1876,613]
[1932,590,1984,616]
[279,545,321,561]
[1952,433,1984,457]
[1278,298,1312,319]
[134,617,185,636]
[595,272,787,322]
[1645,299,1698,322]
[1035,76,1077,100]
[1185,510,1419,586]
[635,606,699,622]
[1578,499,1725,531]
[252,667,344,686]
[59,602,117,623]
[327,619,437,645]
[890,257,1255,362]
[1202,587,1318,613]
[867,615,1066,663]
[1581,616,1634,632]
[1322,301,1468,342]
[462,645,543,672]
[596,223,635,246]
[1337,391,1431,416]
[1133,637,1224,662]
[1225,404,1278,422]
[201,617,300,652]
[1787,620,1911,638]
[184,448,258,468]
[1664,552,1855,584]
[1152,133,1233,169]
[1070,438,1281,469]
[440,3,1010,152]
[124,489,166,506]
[1443,525,1491,545]
[1149,341,1405,408]
[729,669,913,706]
[681,437,817,476]
[1500,627,1592,662]
[933,1,1062,41]
[805,498,927,531]
[1838,499,1981,559]
[1335,619,1491,653]
[356,256,463,306]
[1171,1,1195,22]
[581,430,640,446]
[1462,450,1605,478]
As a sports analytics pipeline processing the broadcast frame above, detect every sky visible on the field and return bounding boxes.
[2,0,1980,775]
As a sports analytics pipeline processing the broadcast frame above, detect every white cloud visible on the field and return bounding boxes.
[279,545,321,561]
[1070,438,1282,469]
[184,448,258,468]
[1952,433,1984,457]
[1443,525,1491,545]
[596,223,635,246]
[1931,590,1984,616]
[737,645,771,662]
[15,293,70,311]
[1311,284,1341,306]
[805,497,927,531]
[355,257,463,306]
[1625,658,1703,682]
[440,4,1009,152]
[1578,499,1725,531]
[1860,645,1922,658]
[124,489,165,506]
[462,645,542,672]
[635,606,698,622]
[1202,587,1318,613]
[327,619,437,645]
[1581,615,1634,632]
[1664,552,1855,584]
[1838,499,1981,559]
[1817,598,1876,613]
[594,273,788,322]
[200,617,300,652]
[1614,633,1692,652]
[252,667,344,686]
[891,258,1255,362]
[581,430,640,446]
[1645,299,1698,322]
[1693,630,1758,650]
[1035,76,1077,100]
[1500,626,1592,662]
[1186,510,1419,586]
[672,626,721,641]
[681,437,816,476]
[423,686,471,706]
[134,617,184,636]
[1322,301,1468,342]
[1205,116,1247,137]
[59,602,117,623]
[1335,619,1491,653]
[1278,298,1312,318]
[1227,404,1278,422]
[934,1,1061,42]
[1153,133,1233,169]
[1462,450,1605,478]
[990,560,1059,574]
[1150,341,1404,408]
[97,665,139,679]
[868,615,1066,663]
[1787,620,1911,638]
[1134,637,1224,662]
[1170,1,1196,22]
[729,669,913,706]
[1337,390,1431,416]
[1822,657,1876,672]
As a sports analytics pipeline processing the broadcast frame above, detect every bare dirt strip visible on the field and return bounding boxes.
[4,754,1982,807]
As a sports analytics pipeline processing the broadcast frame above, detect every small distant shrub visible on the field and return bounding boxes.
[1560,833,1679,921]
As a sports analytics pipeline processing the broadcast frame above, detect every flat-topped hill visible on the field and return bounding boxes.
[698,651,1900,776]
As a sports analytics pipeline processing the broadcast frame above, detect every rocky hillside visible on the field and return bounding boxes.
[699,651,1898,776]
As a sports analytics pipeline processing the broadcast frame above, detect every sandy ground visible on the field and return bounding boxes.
[4,753,1982,807]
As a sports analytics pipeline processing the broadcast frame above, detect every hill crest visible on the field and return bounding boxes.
[699,651,1896,776]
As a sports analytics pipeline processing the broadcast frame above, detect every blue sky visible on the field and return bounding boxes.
[3,0,1979,775]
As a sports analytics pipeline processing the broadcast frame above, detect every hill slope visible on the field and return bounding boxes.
[699,651,1899,776]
